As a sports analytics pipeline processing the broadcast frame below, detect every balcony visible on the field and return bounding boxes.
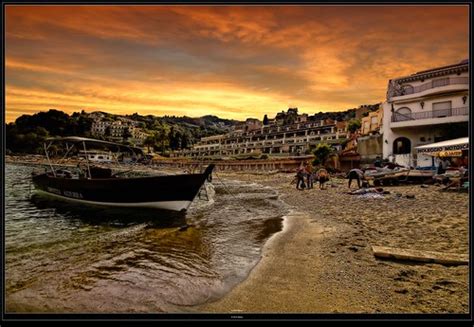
[391,77,469,100]
[391,106,469,128]
[404,77,468,94]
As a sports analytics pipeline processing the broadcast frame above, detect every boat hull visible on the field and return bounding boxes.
[32,165,214,212]
[34,190,192,211]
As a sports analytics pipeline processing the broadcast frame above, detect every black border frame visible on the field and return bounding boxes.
[1,0,472,322]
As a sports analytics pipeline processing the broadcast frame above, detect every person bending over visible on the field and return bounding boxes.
[347,168,365,189]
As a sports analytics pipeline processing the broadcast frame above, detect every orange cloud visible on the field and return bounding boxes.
[5,5,469,122]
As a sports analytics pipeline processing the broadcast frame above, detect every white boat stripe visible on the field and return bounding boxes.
[34,190,192,211]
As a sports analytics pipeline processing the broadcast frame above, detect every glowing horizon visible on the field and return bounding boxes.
[5,5,469,123]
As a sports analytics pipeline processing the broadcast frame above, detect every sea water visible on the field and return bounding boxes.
[5,164,288,312]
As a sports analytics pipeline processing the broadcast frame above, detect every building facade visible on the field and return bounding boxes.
[382,59,469,168]
[91,117,148,146]
[360,105,383,136]
[173,109,349,158]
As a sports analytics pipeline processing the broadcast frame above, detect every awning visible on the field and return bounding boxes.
[416,137,468,155]
[438,150,463,157]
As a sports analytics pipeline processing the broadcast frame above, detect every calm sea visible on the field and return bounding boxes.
[5,164,288,313]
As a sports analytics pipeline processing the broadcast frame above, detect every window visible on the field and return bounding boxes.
[432,101,452,118]
[394,107,412,121]
[393,137,411,154]
[370,116,378,125]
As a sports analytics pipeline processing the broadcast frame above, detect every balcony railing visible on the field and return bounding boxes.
[400,77,468,96]
[391,106,469,122]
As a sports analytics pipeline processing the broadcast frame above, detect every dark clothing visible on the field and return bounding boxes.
[296,170,306,190]
[297,177,306,189]
[437,166,446,175]
[307,174,313,189]
[348,170,362,188]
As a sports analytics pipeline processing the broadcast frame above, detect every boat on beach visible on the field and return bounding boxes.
[31,137,215,212]
[364,167,435,186]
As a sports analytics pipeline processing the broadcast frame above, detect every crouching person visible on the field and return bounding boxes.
[316,168,329,190]
[347,168,365,189]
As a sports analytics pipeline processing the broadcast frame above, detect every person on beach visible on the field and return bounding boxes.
[296,165,307,190]
[437,157,450,175]
[316,168,329,190]
[305,162,314,189]
[374,156,382,168]
[347,168,365,189]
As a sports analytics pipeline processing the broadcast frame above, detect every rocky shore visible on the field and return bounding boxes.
[191,172,469,313]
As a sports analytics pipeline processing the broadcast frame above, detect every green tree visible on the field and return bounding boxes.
[156,128,169,154]
[347,119,361,133]
[181,132,190,149]
[143,135,155,153]
[312,142,333,167]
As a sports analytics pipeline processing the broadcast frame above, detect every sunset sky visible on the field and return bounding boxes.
[5,5,469,123]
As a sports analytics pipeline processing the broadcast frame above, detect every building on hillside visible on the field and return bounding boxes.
[172,108,350,158]
[91,119,148,146]
[360,106,383,136]
[355,105,384,165]
[243,118,262,132]
[355,104,380,120]
[382,59,469,168]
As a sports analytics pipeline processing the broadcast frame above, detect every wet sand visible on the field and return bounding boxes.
[191,172,469,313]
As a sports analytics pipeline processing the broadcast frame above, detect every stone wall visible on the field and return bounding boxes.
[357,134,383,164]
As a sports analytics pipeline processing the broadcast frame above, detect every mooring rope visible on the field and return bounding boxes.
[213,171,253,213]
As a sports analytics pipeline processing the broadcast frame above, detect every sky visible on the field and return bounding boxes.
[5,5,469,123]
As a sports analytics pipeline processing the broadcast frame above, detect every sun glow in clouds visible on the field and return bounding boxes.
[5,5,469,122]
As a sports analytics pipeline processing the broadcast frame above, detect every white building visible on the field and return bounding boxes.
[382,59,469,168]
[173,117,348,158]
[91,119,148,146]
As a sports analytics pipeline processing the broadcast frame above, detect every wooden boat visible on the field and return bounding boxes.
[365,168,434,186]
[31,137,214,212]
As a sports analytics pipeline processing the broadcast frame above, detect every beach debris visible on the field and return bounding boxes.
[394,288,409,294]
[405,194,416,199]
[348,246,360,252]
[357,193,384,199]
[420,184,429,188]
[178,224,190,232]
[371,246,468,265]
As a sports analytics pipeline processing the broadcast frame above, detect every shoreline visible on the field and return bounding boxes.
[189,172,469,313]
[5,161,469,313]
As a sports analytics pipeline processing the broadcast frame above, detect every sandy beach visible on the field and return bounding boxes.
[190,172,469,314]
[5,158,469,313]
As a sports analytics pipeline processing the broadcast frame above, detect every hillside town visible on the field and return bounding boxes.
[168,59,469,173]
[6,59,469,175]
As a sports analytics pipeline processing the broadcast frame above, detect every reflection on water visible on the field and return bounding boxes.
[5,164,288,312]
